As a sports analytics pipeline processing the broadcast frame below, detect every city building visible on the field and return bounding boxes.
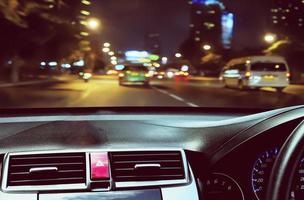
[189,0,234,50]
[270,0,304,41]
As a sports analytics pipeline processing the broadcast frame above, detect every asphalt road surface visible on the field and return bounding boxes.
[0,76,303,108]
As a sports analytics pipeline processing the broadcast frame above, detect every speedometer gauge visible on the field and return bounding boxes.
[205,173,244,200]
[252,148,304,200]
[251,148,279,200]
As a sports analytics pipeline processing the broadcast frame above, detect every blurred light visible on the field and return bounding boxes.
[80,32,89,36]
[118,73,124,77]
[102,48,110,53]
[143,63,152,67]
[245,71,251,77]
[181,65,189,72]
[80,20,88,26]
[74,60,85,67]
[149,54,160,61]
[115,64,125,70]
[264,33,276,44]
[41,62,46,66]
[108,51,114,56]
[286,72,291,78]
[107,70,118,75]
[87,18,100,30]
[153,63,160,67]
[125,51,148,58]
[80,10,90,16]
[175,53,182,58]
[79,72,84,76]
[222,12,234,49]
[203,44,212,51]
[83,73,92,79]
[81,0,91,5]
[111,60,118,65]
[49,62,57,66]
[7,60,13,65]
[111,56,117,60]
[161,57,168,64]
[61,63,71,68]
[167,71,174,78]
[246,60,251,64]
[104,42,110,47]
[145,73,152,78]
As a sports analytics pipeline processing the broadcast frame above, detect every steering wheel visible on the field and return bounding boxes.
[266,121,304,200]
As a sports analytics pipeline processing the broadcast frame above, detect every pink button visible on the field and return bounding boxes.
[90,152,109,180]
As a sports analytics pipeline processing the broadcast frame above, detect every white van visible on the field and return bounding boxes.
[220,56,290,92]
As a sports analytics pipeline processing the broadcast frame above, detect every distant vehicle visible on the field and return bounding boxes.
[174,71,189,80]
[220,56,290,92]
[118,65,151,86]
[106,69,119,75]
[165,68,179,79]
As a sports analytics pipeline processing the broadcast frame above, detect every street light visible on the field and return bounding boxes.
[203,44,212,51]
[175,53,182,58]
[87,18,100,30]
[108,51,114,56]
[264,33,276,44]
[104,42,111,47]
[102,47,110,53]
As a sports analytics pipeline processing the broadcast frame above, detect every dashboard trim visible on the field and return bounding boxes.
[1,148,190,193]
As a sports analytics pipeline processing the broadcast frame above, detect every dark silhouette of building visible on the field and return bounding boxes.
[189,0,233,50]
[270,0,304,41]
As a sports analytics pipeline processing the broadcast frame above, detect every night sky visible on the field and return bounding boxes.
[93,0,273,56]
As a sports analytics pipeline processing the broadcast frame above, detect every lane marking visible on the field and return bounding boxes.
[152,86,200,107]
[169,94,184,102]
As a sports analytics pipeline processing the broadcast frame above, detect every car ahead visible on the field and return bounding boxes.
[118,65,151,86]
[220,56,290,92]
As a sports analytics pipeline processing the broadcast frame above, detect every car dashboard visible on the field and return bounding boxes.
[0,106,303,200]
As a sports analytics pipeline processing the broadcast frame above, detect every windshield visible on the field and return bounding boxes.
[251,63,287,72]
[0,0,303,109]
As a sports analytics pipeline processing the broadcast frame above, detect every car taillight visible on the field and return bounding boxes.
[286,72,291,78]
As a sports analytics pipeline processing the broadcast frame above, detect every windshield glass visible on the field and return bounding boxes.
[251,63,287,72]
[0,0,303,109]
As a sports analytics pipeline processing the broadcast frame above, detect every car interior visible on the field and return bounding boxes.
[0,106,303,200]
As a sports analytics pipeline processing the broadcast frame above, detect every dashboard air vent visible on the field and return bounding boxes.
[111,151,185,182]
[7,153,86,186]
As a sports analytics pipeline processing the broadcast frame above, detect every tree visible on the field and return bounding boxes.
[0,0,80,82]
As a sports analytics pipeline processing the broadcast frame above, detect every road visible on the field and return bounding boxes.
[0,76,303,108]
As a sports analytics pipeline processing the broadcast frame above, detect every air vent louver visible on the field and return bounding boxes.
[7,153,86,186]
[111,151,185,182]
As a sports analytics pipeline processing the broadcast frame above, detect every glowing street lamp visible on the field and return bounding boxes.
[104,42,110,47]
[175,53,182,58]
[87,18,100,30]
[264,33,277,44]
[108,51,114,56]
[203,44,212,51]
[102,47,110,53]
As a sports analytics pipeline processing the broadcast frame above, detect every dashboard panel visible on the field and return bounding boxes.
[0,106,303,200]
[208,118,304,200]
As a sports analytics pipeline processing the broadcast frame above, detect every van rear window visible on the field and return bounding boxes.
[251,63,287,72]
